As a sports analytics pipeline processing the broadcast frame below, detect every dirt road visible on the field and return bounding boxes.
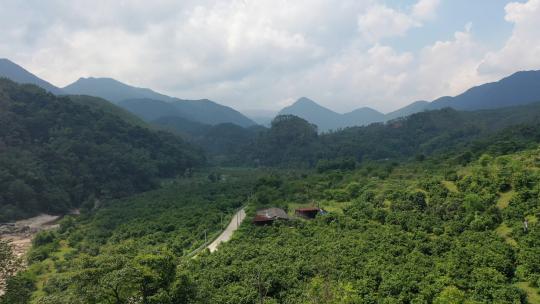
[207,208,246,253]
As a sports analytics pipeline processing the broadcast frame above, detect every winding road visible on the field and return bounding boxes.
[207,208,246,252]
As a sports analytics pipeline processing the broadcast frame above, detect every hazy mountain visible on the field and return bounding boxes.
[173,98,256,127]
[385,100,429,121]
[388,70,540,119]
[64,77,256,127]
[278,97,384,132]
[242,109,277,126]
[343,107,385,126]
[120,98,256,127]
[63,77,173,103]
[427,70,540,111]
[0,58,63,94]
[118,98,181,122]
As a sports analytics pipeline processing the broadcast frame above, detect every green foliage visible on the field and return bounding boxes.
[0,272,35,304]
[11,170,256,303]
[0,79,204,221]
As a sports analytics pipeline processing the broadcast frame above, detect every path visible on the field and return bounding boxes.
[207,208,246,252]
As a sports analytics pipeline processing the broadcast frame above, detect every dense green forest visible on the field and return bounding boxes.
[4,78,540,303]
[153,103,540,167]
[0,79,204,221]
[3,146,540,303]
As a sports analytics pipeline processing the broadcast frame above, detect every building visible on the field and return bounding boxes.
[295,207,325,219]
[253,207,290,225]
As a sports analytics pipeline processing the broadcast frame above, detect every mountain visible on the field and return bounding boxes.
[64,77,256,127]
[0,78,203,221]
[172,98,256,127]
[0,58,63,94]
[427,70,540,111]
[385,100,429,121]
[118,98,181,122]
[342,107,385,126]
[152,116,211,139]
[388,70,540,119]
[68,95,149,128]
[278,97,384,132]
[119,98,256,127]
[63,77,173,103]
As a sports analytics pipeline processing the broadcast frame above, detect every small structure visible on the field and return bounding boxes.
[295,207,324,219]
[253,208,290,225]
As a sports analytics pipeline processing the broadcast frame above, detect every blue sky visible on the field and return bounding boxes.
[387,0,519,52]
[0,0,539,114]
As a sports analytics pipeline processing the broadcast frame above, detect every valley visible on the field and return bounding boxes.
[2,39,540,303]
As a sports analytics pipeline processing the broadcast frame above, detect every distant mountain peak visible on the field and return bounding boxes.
[295,97,317,104]
[0,58,63,94]
[278,97,384,131]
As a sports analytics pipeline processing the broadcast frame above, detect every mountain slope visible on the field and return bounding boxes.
[428,70,540,111]
[0,58,63,94]
[0,79,203,221]
[278,97,384,131]
[119,97,256,127]
[118,98,182,122]
[63,77,173,103]
[343,107,385,126]
[68,95,149,128]
[172,99,256,127]
[385,100,429,121]
[65,77,256,127]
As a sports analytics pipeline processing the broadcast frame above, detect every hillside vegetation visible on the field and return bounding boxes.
[0,79,203,221]
[4,146,540,303]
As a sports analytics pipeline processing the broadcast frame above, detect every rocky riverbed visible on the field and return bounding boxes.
[0,214,61,295]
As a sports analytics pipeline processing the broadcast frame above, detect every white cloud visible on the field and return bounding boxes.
[479,0,540,76]
[0,0,538,114]
[358,5,419,43]
[412,0,441,20]
[412,24,490,101]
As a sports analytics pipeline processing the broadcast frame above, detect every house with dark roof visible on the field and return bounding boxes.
[253,207,290,225]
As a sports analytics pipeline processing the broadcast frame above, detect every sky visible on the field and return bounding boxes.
[0,0,539,114]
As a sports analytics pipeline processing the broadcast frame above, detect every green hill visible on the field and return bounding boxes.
[0,79,204,221]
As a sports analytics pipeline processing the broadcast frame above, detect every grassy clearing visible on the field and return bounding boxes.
[495,223,518,247]
[441,181,458,193]
[515,282,540,304]
[497,190,515,209]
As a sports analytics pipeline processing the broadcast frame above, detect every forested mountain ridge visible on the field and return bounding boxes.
[0,59,256,128]
[64,78,257,127]
[0,79,204,221]
[193,102,540,167]
[0,59,63,95]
